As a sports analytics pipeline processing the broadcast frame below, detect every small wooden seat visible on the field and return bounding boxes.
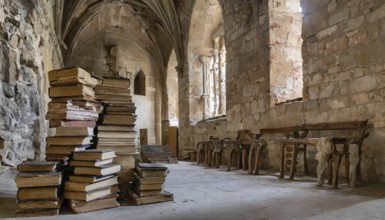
[196,141,208,165]
[246,133,265,175]
[196,136,219,167]
[223,130,251,171]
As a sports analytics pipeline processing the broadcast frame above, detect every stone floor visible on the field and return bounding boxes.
[1,161,385,220]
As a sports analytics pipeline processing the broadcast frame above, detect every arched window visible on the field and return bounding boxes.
[188,0,225,123]
[201,35,226,119]
[134,70,145,96]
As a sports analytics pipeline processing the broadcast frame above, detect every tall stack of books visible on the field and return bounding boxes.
[64,149,121,213]
[15,161,63,217]
[128,163,174,205]
[94,78,139,198]
[46,67,102,161]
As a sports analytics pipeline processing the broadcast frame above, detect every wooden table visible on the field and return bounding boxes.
[276,137,358,188]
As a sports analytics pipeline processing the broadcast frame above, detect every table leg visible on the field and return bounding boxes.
[289,145,299,180]
[332,153,342,189]
[248,145,255,175]
[254,145,263,175]
[303,144,308,176]
[279,144,285,179]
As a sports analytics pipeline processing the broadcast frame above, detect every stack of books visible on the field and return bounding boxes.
[64,149,121,214]
[129,163,174,205]
[95,78,137,154]
[94,78,139,198]
[46,67,101,161]
[15,161,63,217]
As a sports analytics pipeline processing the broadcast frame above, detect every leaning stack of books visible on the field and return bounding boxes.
[15,161,64,217]
[94,78,139,198]
[64,149,121,214]
[46,67,102,161]
[128,163,174,205]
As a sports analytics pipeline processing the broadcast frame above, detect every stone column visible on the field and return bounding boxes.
[160,67,170,145]
[218,37,226,115]
[212,39,220,116]
[200,56,211,119]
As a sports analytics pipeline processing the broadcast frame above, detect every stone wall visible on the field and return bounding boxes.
[269,0,303,105]
[301,0,385,182]
[223,0,270,134]
[184,0,385,182]
[0,0,62,186]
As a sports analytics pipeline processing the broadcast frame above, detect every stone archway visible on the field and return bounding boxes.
[187,0,225,124]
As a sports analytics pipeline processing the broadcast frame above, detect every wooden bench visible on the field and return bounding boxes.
[261,121,369,188]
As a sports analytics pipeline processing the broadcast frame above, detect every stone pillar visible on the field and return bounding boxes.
[218,37,226,115]
[212,38,220,116]
[200,56,211,119]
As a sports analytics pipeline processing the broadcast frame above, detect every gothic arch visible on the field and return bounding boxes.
[187,0,225,124]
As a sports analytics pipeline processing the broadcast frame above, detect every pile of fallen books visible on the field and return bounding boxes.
[94,78,139,198]
[15,161,63,217]
[129,163,174,205]
[46,67,101,161]
[64,149,121,214]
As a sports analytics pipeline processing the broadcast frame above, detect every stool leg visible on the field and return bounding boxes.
[215,151,221,168]
[328,158,333,185]
[254,145,263,175]
[279,144,285,179]
[227,149,232,171]
[303,145,308,176]
[289,145,299,180]
[344,153,350,185]
[242,148,248,170]
[237,150,242,170]
[248,146,255,175]
[196,147,201,165]
[332,153,342,189]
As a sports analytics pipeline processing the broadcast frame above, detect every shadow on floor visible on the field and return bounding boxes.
[0,196,17,218]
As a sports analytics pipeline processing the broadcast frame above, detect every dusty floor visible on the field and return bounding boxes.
[1,161,385,220]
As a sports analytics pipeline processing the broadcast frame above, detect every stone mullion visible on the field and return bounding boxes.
[200,56,211,119]
[218,36,226,116]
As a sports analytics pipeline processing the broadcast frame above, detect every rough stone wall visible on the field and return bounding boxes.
[185,0,385,183]
[0,0,62,184]
[269,0,303,105]
[301,0,385,182]
[223,0,270,134]
[178,0,271,157]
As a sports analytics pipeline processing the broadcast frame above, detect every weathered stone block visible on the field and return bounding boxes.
[351,93,370,105]
[350,75,377,93]
[316,25,337,40]
[348,30,368,46]
[328,96,349,109]
[308,86,319,100]
[319,84,334,98]
[328,8,349,26]
[367,3,385,24]
[325,37,347,53]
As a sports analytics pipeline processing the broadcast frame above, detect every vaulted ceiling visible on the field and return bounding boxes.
[58,0,189,75]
